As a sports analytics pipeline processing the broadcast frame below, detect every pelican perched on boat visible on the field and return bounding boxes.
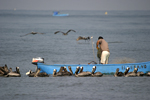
[76,36,90,41]
[54,29,76,35]
[20,31,45,37]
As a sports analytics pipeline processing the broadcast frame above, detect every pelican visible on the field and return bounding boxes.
[114,67,131,77]
[91,66,103,77]
[0,64,9,75]
[20,31,45,37]
[26,69,49,77]
[63,66,73,76]
[53,66,73,77]
[146,72,150,76]
[126,67,144,76]
[124,67,130,76]
[136,68,144,76]
[76,36,90,41]
[54,29,76,35]
[0,67,5,75]
[137,71,144,76]
[114,68,124,77]
[125,68,138,77]
[6,67,21,77]
[75,66,91,77]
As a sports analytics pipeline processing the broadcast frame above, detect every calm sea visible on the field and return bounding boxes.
[0,10,150,100]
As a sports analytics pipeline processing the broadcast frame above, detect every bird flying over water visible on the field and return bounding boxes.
[76,36,90,41]
[20,31,45,37]
[54,29,76,35]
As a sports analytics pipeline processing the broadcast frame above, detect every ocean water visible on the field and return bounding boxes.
[0,10,150,100]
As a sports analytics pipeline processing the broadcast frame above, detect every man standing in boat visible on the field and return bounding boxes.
[96,36,110,64]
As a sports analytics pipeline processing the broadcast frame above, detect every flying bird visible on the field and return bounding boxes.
[76,36,90,41]
[20,31,45,37]
[54,29,76,35]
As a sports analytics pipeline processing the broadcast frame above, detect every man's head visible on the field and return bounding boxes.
[98,36,103,40]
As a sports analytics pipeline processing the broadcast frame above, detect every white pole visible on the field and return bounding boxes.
[91,36,96,63]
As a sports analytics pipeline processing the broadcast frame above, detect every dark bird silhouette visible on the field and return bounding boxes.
[54,29,76,35]
[20,31,45,37]
[76,36,90,41]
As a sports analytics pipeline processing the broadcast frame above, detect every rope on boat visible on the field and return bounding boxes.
[91,36,97,63]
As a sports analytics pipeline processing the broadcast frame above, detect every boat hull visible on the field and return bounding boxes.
[37,61,150,75]
[53,14,69,16]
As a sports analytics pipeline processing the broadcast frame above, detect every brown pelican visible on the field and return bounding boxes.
[54,29,76,35]
[0,64,9,75]
[75,66,91,77]
[114,68,124,77]
[20,31,45,37]
[91,66,103,77]
[53,66,73,77]
[63,66,73,76]
[76,36,90,41]
[26,70,34,76]
[0,67,6,76]
[124,67,130,76]
[136,68,144,76]
[114,67,130,77]
[146,72,150,76]
[125,68,138,77]
[137,71,144,76]
[26,69,49,77]
[6,67,21,77]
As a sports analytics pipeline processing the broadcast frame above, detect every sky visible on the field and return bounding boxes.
[0,0,150,11]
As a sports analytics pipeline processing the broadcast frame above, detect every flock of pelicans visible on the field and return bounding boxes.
[0,64,150,77]
[20,30,91,41]
[7,30,148,77]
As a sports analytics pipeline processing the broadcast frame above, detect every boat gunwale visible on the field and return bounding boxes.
[38,61,150,66]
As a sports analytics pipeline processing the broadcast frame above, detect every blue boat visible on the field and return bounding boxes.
[37,61,150,75]
[53,11,69,16]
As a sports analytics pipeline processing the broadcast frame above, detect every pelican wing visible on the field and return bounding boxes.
[20,33,32,37]
[54,31,63,34]
[36,32,45,34]
[66,29,76,34]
